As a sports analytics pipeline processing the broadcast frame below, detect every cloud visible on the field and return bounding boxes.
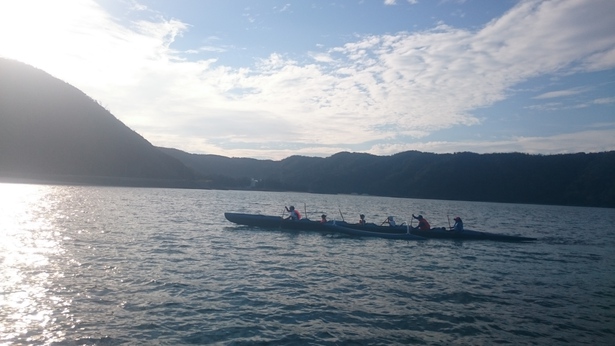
[385,0,418,5]
[582,47,615,71]
[593,97,615,105]
[276,4,291,12]
[525,102,565,112]
[368,128,615,156]
[527,95,615,111]
[533,88,589,99]
[1,0,614,159]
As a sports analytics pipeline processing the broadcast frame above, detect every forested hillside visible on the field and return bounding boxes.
[161,148,615,208]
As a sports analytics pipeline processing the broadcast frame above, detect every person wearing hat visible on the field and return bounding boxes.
[412,214,431,230]
[451,216,464,232]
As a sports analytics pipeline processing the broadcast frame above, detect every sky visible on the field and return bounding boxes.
[1,0,614,160]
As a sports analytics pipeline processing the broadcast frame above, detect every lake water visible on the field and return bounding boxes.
[1,183,614,345]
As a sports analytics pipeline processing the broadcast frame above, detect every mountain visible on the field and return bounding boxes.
[160,148,615,208]
[0,58,195,186]
[159,147,276,179]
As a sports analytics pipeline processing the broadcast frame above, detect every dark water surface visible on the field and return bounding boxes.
[1,183,614,345]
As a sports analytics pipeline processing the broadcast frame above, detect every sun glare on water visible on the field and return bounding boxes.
[0,183,69,343]
[0,183,56,264]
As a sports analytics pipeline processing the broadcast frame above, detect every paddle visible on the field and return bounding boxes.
[381,216,395,226]
[381,217,389,226]
[338,208,345,222]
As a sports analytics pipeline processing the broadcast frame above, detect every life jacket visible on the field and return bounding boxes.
[419,219,431,230]
[294,210,302,220]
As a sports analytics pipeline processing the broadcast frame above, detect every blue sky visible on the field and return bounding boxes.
[1,0,614,159]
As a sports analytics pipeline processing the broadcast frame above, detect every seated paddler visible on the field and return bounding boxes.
[451,216,464,232]
[412,214,431,230]
[382,216,397,226]
[285,205,302,220]
[358,214,366,225]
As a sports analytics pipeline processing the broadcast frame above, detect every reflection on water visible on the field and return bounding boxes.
[0,184,69,344]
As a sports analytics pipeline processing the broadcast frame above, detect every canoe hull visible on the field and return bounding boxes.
[224,213,425,240]
[224,212,321,231]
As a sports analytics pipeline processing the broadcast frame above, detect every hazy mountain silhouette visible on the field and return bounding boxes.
[0,58,195,186]
[160,148,615,208]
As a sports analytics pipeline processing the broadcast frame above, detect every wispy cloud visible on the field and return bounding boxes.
[369,128,615,156]
[386,0,419,5]
[534,88,589,99]
[1,0,614,159]
[528,95,615,111]
[525,102,565,111]
[275,4,291,12]
[593,97,615,105]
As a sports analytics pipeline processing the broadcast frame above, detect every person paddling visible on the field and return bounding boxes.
[358,214,366,225]
[412,214,431,230]
[285,206,302,220]
[320,214,327,223]
[451,216,464,232]
[382,216,397,226]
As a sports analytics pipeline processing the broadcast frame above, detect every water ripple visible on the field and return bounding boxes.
[1,185,614,345]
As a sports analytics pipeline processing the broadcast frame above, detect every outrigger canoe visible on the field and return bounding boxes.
[334,221,537,242]
[224,212,425,240]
